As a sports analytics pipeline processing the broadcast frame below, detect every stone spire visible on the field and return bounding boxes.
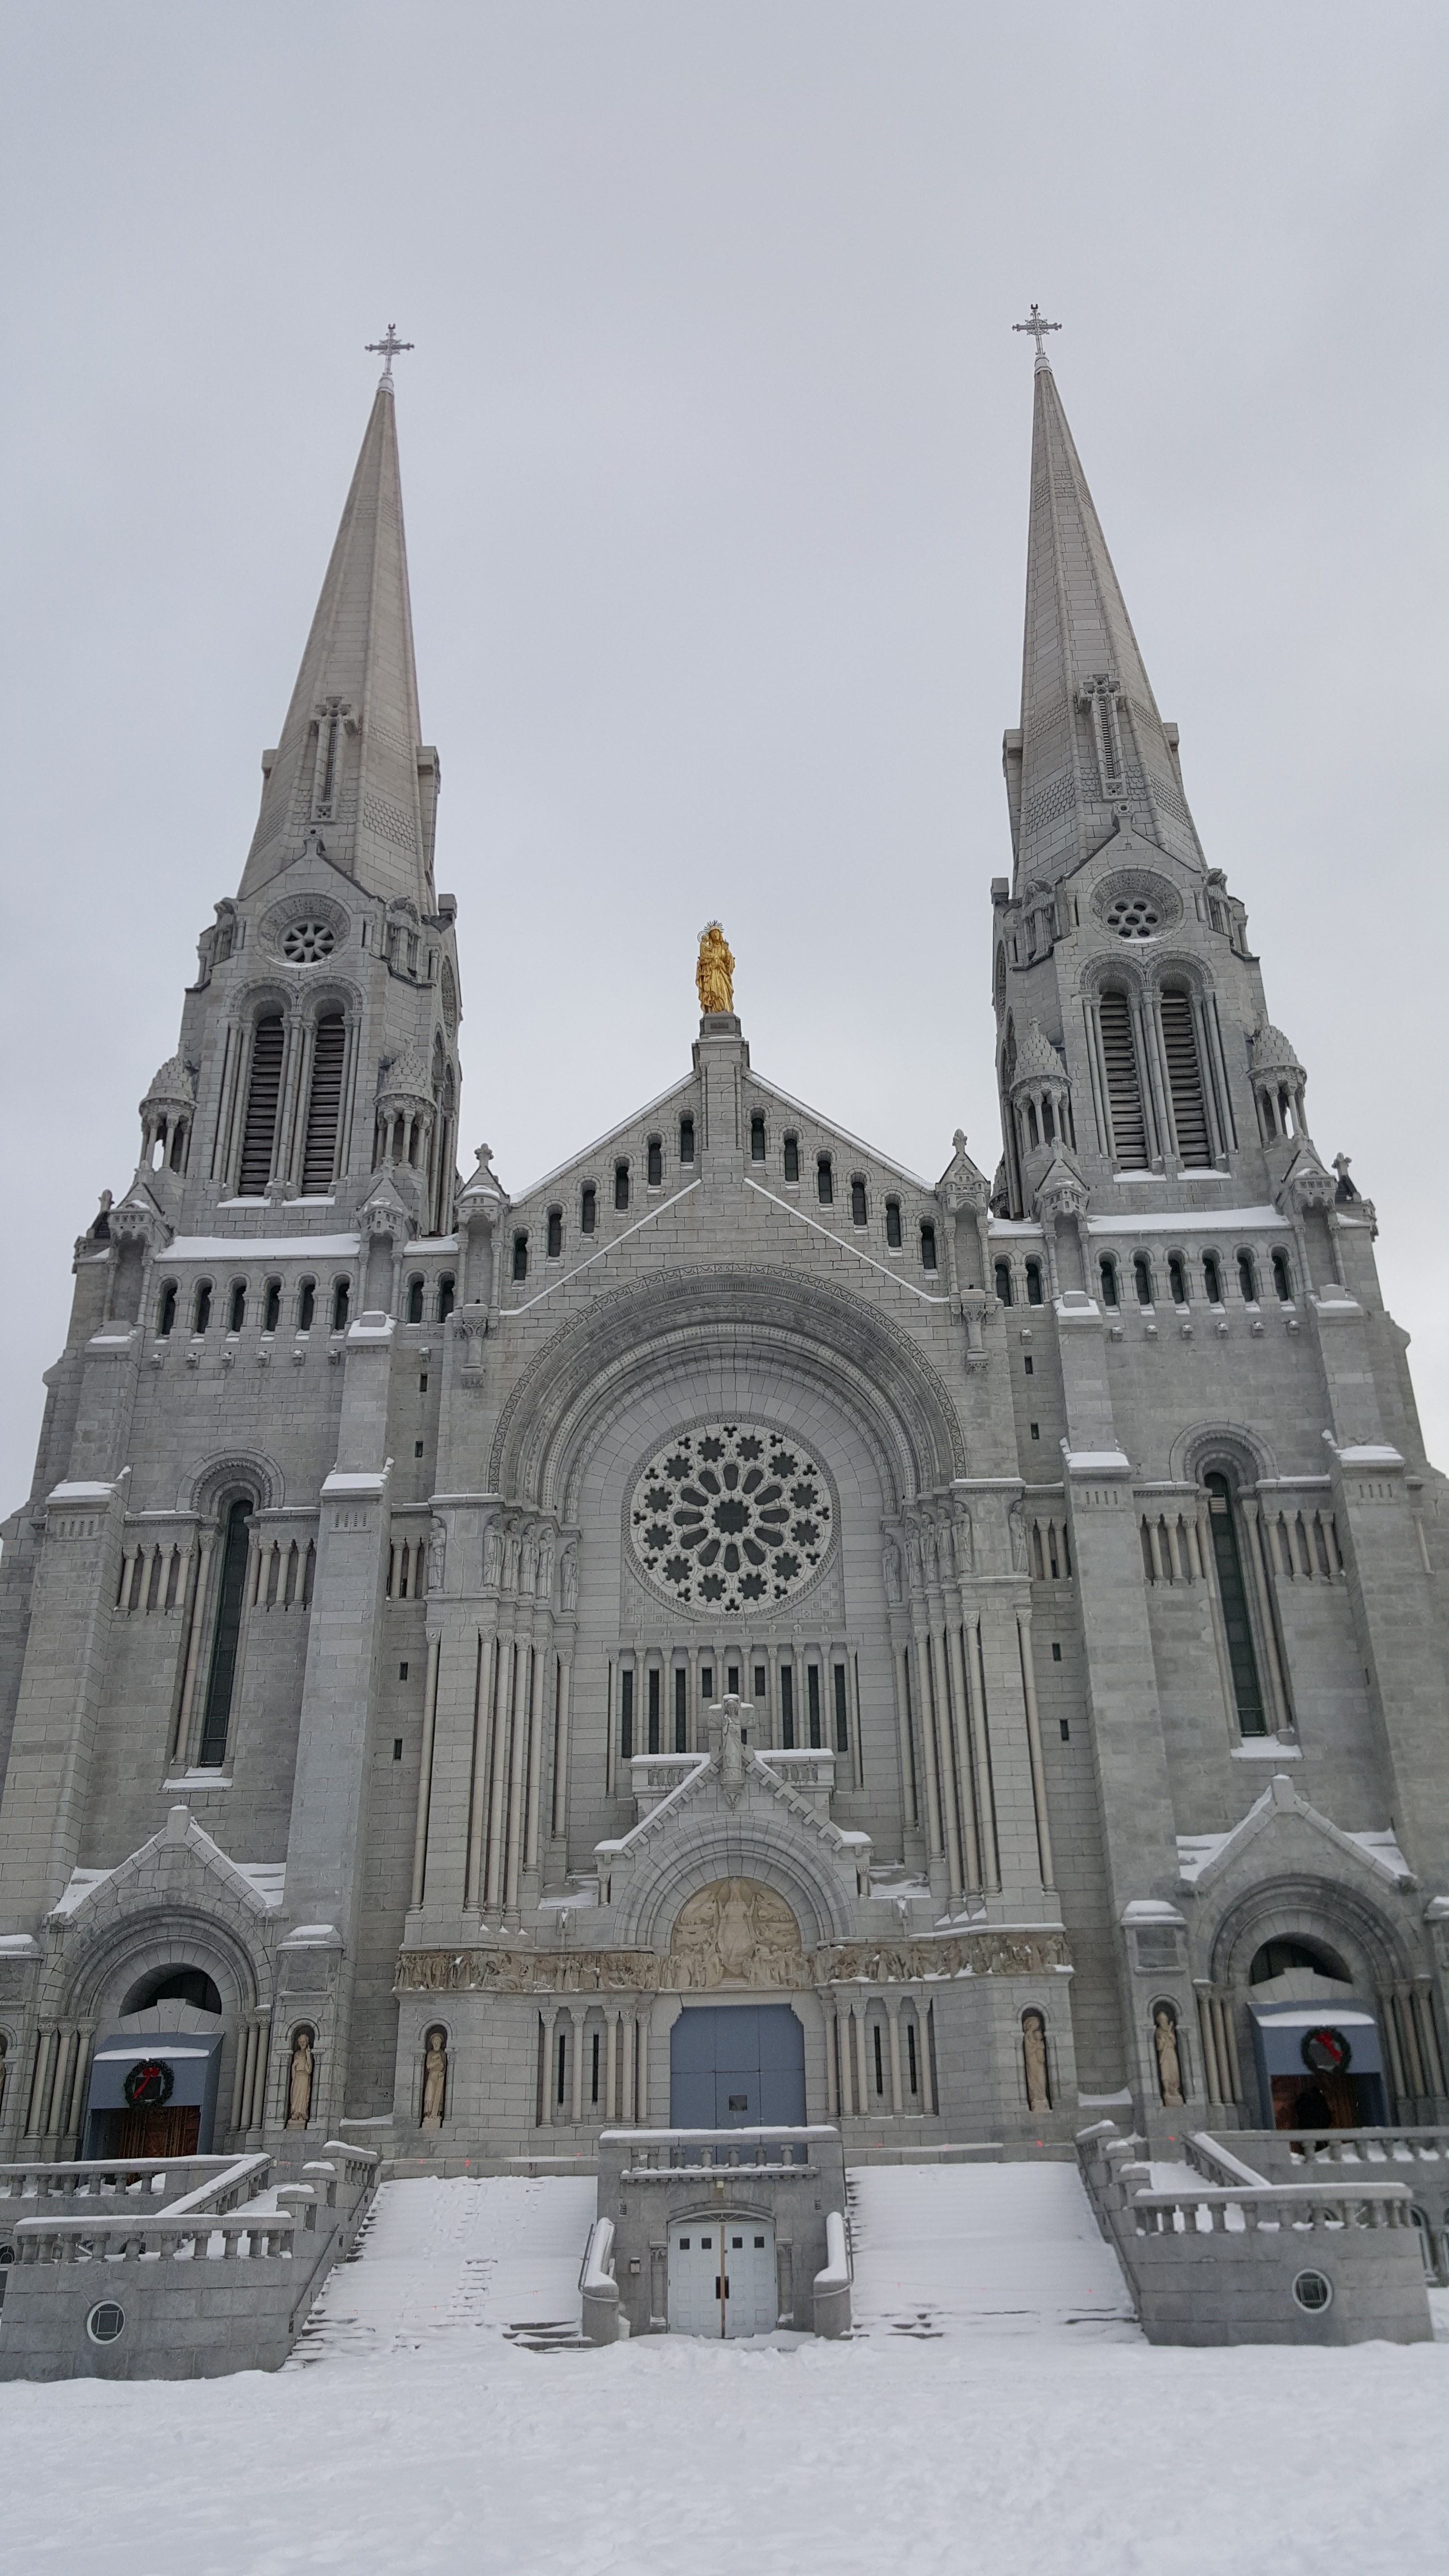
[1005,353,1204,889]
[239,377,438,908]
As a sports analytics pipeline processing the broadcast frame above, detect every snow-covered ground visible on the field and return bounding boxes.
[4,2164,1449,2575]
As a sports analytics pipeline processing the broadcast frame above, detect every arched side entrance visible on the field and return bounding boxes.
[670,2004,805,2128]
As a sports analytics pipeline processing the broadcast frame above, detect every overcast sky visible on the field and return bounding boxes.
[3,1,1448,1507]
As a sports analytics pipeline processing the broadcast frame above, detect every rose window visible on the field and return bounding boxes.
[1104,895,1159,940]
[282,920,337,963]
[629,1422,834,1613]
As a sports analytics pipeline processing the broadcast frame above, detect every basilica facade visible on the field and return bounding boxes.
[2,340,1446,2175]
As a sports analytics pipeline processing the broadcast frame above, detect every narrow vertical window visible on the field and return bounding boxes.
[262,1279,281,1333]
[750,1113,767,1163]
[227,1282,247,1334]
[1203,1253,1223,1305]
[157,1281,177,1336]
[1272,1250,1292,1302]
[1133,1255,1152,1307]
[512,1233,529,1283]
[614,1161,630,1211]
[1168,1254,1187,1306]
[301,1014,346,1193]
[620,1669,634,1761]
[832,1663,849,1753]
[1099,1257,1119,1307]
[647,1666,660,1755]
[329,1277,347,1332]
[194,1281,212,1333]
[886,1199,902,1250]
[406,1276,424,1323]
[580,1183,596,1235]
[807,1665,822,1749]
[994,1259,1014,1306]
[238,1015,285,1194]
[546,1210,563,1259]
[647,1138,663,1187]
[199,1498,251,1768]
[437,1273,455,1321]
[1098,990,1147,1169]
[1205,1472,1266,1736]
[851,1178,868,1226]
[1160,986,1211,1166]
[678,1115,695,1167]
[920,1222,938,1273]
[1237,1252,1256,1303]
[783,1135,799,1183]
[674,1667,687,1752]
[817,1154,833,1206]
[780,1665,795,1749]
[1025,1257,1042,1305]
[296,1277,316,1330]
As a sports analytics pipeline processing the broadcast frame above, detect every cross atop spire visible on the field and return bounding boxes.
[1012,304,1061,367]
[365,322,414,386]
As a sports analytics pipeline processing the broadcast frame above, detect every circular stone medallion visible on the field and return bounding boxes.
[629,1422,833,1614]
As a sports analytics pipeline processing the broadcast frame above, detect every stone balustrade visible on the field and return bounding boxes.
[0,2140,379,2381]
[1077,2117,1433,2346]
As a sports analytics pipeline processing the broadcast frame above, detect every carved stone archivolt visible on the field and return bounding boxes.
[394,1922,1070,1996]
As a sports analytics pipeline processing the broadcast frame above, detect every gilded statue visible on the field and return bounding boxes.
[696,920,735,1017]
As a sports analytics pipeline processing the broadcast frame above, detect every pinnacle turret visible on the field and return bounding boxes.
[239,377,438,909]
[1004,356,1203,888]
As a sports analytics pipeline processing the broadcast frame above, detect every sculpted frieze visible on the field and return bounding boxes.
[395,1921,1069,1996]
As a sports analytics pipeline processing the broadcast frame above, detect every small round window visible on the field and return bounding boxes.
[86,2299,127,2344]
[1105,895,1159,940]
[282,920,337,964]
[1291,2269,1333,2314]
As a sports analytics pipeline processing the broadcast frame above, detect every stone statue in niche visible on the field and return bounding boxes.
[667,1878,802,1990]
[420,2028,448,2129]
[537,1530,555,1603]
[1154,2006,1184,2107]
[882,1537,902,1605]
[286,2029,314,2128]
[519,1530,537,1595]
[427,1522,446,1593]
[503,1526,521,1591]
[483,1522,503,1588]
[1022,2010,1050,2112]
[561,1544,579,1611]
[1008,1499,1029,1574]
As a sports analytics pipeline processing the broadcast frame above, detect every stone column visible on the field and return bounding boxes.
[539,2008,559,2127]
[886,2000,904,2115]
[550,1651,573,1841]
[569,2009,586,2126]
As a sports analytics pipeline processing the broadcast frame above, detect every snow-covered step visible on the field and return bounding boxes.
[848,2163,1138,2342]
[293,2174,597,2364]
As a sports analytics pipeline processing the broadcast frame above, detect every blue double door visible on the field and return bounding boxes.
[669,2004,805,2128]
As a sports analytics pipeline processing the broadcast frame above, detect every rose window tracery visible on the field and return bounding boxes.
[282,920,337,963]
[1104,894,1159,940]
[629,1422,834,1613]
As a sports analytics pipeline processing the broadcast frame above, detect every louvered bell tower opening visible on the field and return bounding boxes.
[237,1016,285,1195]
[1160,988,1212,1168]
[301,1014,346,1194]
[1098,990,1148,1170]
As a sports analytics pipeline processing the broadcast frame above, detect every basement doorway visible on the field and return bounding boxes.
[668,2218,777,2337]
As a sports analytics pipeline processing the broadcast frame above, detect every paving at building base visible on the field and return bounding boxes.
[2,2167,1447,2576]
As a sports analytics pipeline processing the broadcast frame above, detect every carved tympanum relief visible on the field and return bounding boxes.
[669,1878,804,1989]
